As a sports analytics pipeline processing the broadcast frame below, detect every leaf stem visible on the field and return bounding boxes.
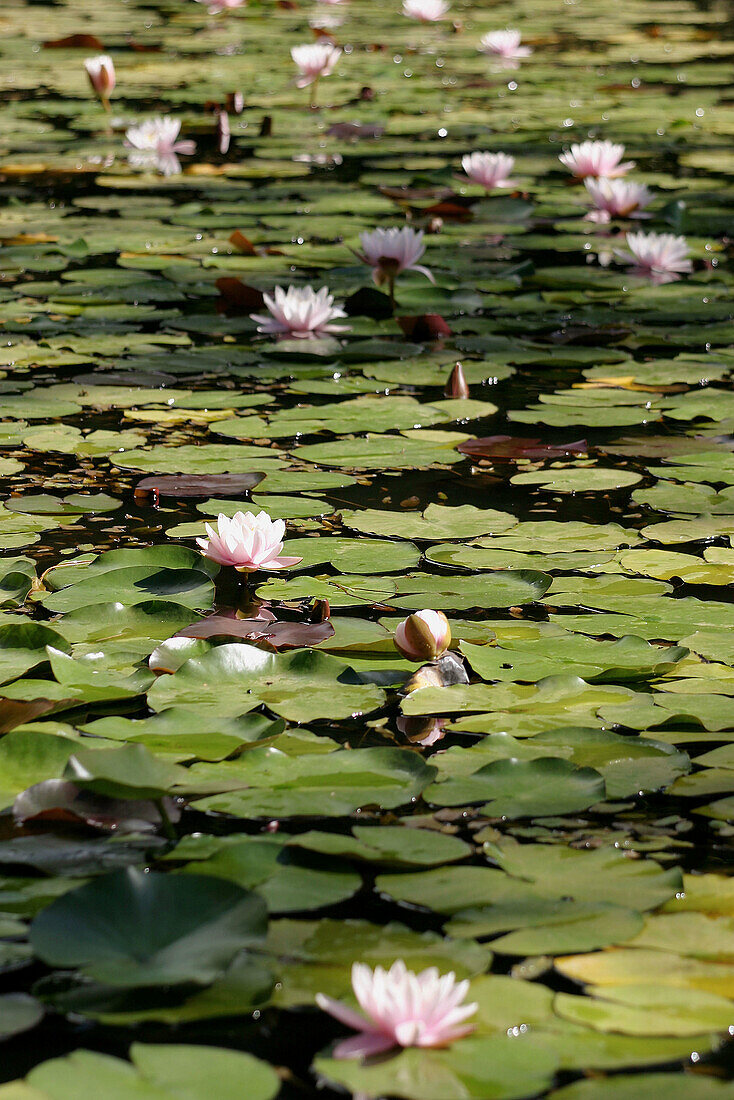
[156,799,176,841]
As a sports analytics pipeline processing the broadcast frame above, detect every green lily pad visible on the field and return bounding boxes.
[315,1035,559,1100]
[426,757,606,817]
[147,644,386,722]
[10,1045,280,1100]
[190,746,435,818]
[341,504,517,541]
[30,868,267,988]
[511,468,642,492]
[293,434,464,469]
[550,1073,734,1099]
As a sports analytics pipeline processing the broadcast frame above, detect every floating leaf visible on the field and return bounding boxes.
[30,868,268,988]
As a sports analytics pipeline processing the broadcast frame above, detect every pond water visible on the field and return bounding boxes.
[0,0,734,1096]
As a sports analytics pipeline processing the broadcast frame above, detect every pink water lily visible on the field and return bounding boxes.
[251,285,349,339]
[395,609,451,661]
[193,0,245,12]
[403,0,450,22]
[196,511,302,572]
[559,140,634,180]
[84,55,115,108]
[317,961,477,1059]
[125,116,196,176]
[356,227,433,303]
[291,42,342,87]
[462,151,517,191]
[479,29,532,60]
[310,12,343,33]
[584,177,653,221]
[614,231,692,283]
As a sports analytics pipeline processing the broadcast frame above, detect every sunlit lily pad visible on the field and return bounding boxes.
[148,644,386,721]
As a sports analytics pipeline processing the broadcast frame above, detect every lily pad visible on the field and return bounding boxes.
[30,868,268,987]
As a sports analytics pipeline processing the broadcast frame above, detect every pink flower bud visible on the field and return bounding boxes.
[84,55,116,101]
[217,109,231,154]
[394,610,451,661]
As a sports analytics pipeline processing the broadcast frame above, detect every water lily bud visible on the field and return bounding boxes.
[311,598,331,622]
[445,362,470,399]
[226,91,245,114]
[217,109,230,154]
[84,55,115,103]
[395,609,451,661]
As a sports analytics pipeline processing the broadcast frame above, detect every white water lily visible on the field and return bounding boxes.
[478,29,531,60]
[403,0,450,22]
[251,285,349,339]
[462,151,517,191]
[614,231,692,282]
[317,961,477,1059]
[291,42,342,88]
[559,140,634,180]
[196,511,302,572]
[584,178,653,221]
[355,227,434,301]
[193,0,246,11]
[125,116,196,176]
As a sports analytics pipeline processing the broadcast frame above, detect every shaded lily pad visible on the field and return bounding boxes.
[30,868,268,988]
[426,757,606,818]
[11,1045,280,1100]
[189,746,435,818]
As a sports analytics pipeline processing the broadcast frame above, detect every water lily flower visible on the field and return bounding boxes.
[125,116,196,176]
[251,285,349,339]
[84,55,115,110]
[193,0,246,12]
[196,511,303,572]
[214,110,231,155]
[292,42,341,105]
[613,231,692,283]
[403,0,450,22]
[310,12,344,32]
[478,29,532,60]
[395,609,451,661]
[558,140,634,180]
[583,178,653,222]
[462,151,517,191]
[356,227,433,305]
[317,960,477,1059]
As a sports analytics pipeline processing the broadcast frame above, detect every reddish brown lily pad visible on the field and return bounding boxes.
[14,780,180,834]
[175,614,334,650]
[43,33,104,48]
[457,435,588,460]
[215,278,265,315]
[134,472,265,503]
[228,231,284,257]
[0,699,66,734]
[397,315,452,340]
